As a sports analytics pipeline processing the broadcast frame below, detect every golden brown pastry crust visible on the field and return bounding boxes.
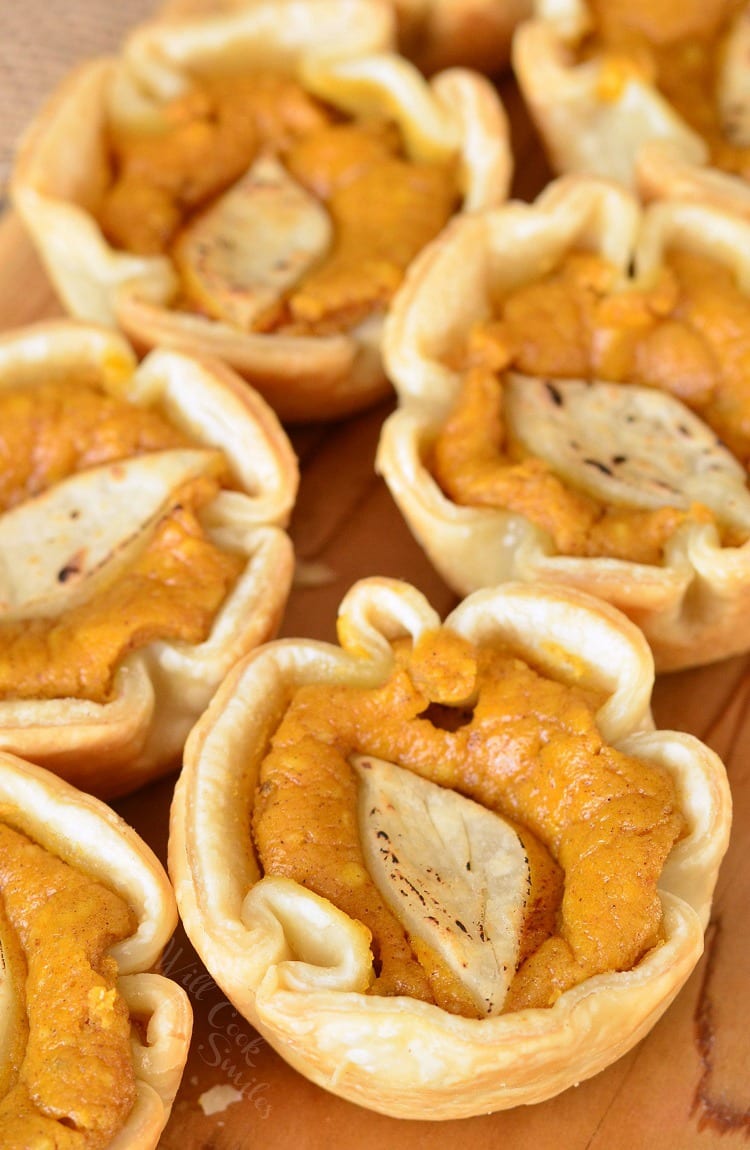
[0,321,297,796]
[512,0,750,219]
[377,174,750,670]
[169,576,731,1118]
[0,750,192,1147]
[10,0,512,423]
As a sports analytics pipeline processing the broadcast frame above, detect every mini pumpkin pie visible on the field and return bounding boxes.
[0,748,192,1147]
[10,0,511,423]
[0,320,297,797]
[169,576,731,1118]
[377,174,750,670]
[513,0,750,220]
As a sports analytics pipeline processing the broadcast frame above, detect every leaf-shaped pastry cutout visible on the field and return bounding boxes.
[172,152,333,329]
[505,373,750,532]
[352,753,529,1016]
[0,448,222,618]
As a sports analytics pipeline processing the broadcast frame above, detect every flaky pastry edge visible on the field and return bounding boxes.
[0,321,297,795]
[0,750,192,1148]
[10,0,511,422]
[168,576,731,1119]
[512,0,750,220]
[377,174,750,670]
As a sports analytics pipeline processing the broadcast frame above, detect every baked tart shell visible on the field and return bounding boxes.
[169,577,730,1118]
[10,0,512,422]
[512,2,750,221]
[0,320,297,796]
[377,175,750,670]
[0,749,192,1147]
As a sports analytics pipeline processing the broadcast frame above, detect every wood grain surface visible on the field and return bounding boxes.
[0,63,748,1150]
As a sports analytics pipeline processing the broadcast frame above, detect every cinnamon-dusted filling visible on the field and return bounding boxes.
[0,380,245,704]
[581,0,750,177]
[252,628,685,1015]
[98,71,459,334]
[0,820,137,1148]
[431,247,750,563]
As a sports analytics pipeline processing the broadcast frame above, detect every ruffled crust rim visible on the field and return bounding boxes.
[10,0,511,422]
[0,321,297,796]
[512,4,750,220]
[169,576,731,1119]
[377,174,750,670]
[160,0,531,76]
[0,751,192,1147]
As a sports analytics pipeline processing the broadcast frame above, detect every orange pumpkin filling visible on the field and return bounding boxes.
[252,628,684,1015]
[431,247,750,563]
[98,71,459,334]
[0,381,244,704]
[583,0,750,177]
[0,378,189,513]
[0,820,137,1148]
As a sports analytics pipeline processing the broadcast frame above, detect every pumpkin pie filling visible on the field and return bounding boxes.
[580,0,750,177]
[0,377,190,513]
[98,71,459,334]
[0,380,245,704]
[431,247,750,563]
[252,627,685,1015]
[0,819,137,1148]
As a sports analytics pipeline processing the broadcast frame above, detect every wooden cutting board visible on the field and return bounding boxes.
[0,66,748,1150]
